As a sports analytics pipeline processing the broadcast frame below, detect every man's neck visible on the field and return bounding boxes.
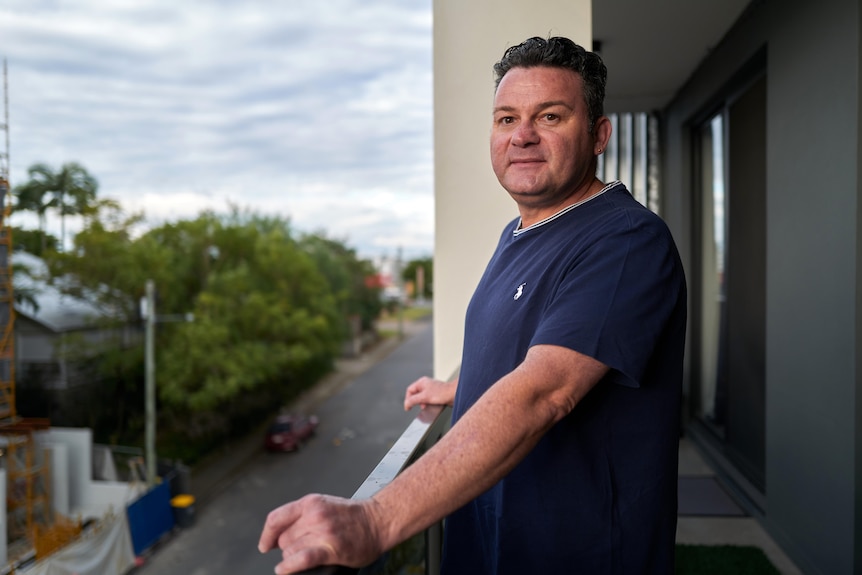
[517,178,607,228]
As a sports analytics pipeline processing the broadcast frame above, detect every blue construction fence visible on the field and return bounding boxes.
[125,462,194,556]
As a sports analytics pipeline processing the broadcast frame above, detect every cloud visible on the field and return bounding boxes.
[0,0,434,260]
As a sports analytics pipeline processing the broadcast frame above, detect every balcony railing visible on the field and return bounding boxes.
[300,404,451,575]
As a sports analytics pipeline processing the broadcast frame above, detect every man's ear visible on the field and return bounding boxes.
[593,115,612,154]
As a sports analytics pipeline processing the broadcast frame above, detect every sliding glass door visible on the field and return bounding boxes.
[693,74,767,494]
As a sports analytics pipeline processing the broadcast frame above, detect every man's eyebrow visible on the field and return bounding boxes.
[493,101,574,114]
[536,100,574,110]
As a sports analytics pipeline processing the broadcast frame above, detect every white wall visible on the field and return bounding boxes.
[432,0,594,378]
[47,443,69,516]
[36,428,90,510]
[36,428,142,521]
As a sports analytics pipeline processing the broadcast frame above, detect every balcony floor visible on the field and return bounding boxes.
[676,438,802,574]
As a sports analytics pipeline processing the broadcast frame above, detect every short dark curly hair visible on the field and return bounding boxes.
[493,36,607,132]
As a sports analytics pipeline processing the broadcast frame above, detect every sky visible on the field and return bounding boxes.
[0,1,434,262]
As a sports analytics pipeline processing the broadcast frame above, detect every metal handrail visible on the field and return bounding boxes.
[299,404,451,575]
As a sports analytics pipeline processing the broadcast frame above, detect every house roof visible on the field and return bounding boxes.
[12,251,115,333]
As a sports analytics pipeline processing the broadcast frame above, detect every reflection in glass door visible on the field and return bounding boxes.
[697,114,727,435]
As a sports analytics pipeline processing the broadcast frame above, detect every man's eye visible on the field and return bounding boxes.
[543,113,559,121]
[500,117,514,125]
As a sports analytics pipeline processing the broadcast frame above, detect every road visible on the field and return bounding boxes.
[135,319,434,575]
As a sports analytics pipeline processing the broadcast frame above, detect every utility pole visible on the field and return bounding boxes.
[396,246,404,339]
[2,59,8,171]
[145,280,156,486]
[142,280,193,487]
[416,264,426,305]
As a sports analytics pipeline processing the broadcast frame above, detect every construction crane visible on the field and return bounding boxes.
[0,58,71,569]
[0,59,13,422]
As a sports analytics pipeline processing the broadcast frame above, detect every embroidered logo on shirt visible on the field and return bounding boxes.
[514,283,526,300]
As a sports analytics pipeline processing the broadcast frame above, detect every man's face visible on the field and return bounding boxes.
[491,66,599,215]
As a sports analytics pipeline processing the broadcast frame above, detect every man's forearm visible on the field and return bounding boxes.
[257,345,607,574]
[371,345,607,550]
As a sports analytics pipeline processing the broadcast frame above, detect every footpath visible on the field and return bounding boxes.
[188,315,428,509]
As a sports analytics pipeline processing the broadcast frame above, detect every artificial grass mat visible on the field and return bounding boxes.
[675,545,781,575]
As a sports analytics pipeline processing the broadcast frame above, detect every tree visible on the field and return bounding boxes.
[155,216,343,415]
[402,257,433,300]
[53,207,343,416]
[40,204,160,443]
[11,226,58,256]
[34,203,375,459]
[46,202,159,321]
[14,162,98,252]
[299,233,383,332]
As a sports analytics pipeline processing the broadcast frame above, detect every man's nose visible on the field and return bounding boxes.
[511,121,539,147]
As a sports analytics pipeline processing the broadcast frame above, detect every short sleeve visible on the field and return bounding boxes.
[530,211,684,387]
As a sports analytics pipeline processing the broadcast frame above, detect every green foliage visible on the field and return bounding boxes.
[299,233,383,332]
[45,204,159,321]
[13,162,387,459]
[157,224,342,412]
[14,162,99,251]
[11,226,58,256]
[19,196,384,456]
[11,260,42,312]
[401,256,433,299]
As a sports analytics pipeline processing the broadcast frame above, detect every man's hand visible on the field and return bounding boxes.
[258,494,386,575]
[404,376,457,411]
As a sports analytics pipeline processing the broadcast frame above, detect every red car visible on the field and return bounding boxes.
[264,414,319,452]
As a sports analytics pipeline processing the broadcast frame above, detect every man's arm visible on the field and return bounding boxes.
[258,344,608,574]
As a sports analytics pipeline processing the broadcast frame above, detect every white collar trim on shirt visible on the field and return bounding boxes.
[512,181,622,236]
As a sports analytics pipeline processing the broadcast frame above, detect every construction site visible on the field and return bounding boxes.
[0,56,76,572]
[0,59,166,575]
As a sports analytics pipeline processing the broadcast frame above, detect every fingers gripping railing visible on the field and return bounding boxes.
[299,405,451,575]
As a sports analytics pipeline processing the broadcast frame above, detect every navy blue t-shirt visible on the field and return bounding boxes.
[442,182,687,575]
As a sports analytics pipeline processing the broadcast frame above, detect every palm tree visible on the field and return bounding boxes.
[14,164,55,252]
[14,162,98,252]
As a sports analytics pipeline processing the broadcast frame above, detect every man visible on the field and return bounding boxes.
[259,36,686,575]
